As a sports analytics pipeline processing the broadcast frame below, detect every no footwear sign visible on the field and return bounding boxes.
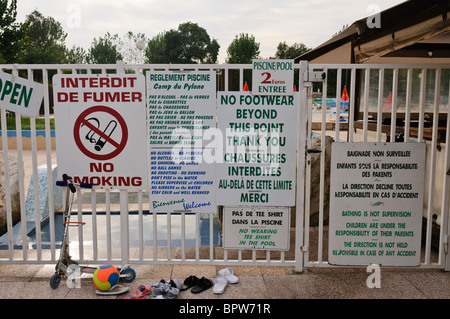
[53,74,148,189]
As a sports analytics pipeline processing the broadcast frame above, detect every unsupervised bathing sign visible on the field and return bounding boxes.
[53,74,148,189]
[328,142,426,266]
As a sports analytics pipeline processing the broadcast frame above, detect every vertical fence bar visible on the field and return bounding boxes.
[318,67,328,264]
[209,212,214,262]
[76,185,84,261]
[12,66,28,260]
[376,68,385,142]
[17,124,28,259]
[424,68,441,264]
[167,212,172,261]
[348,68,356,143]
[335,68,342,141]
[105,189,112,260]
[362,69,370,142]
[30,112,41,260]
[295,61,308,271]
[0,108,13,260]
[42,68,56,260]
[195,213,200,261]
[138,190,144,261]
[404,68,413,142]
[120,190,130,264]
[390,68,398,142]
[442,81,450,269]
[418,68,427,142]
[91,189,98,261]
[181,211,186,261]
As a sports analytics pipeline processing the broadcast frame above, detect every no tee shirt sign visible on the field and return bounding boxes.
[53,74,148,189]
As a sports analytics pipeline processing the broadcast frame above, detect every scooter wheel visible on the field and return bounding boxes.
[121,268,136,283]
[50,273,61,289]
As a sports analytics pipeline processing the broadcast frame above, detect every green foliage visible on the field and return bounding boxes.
[19,10,68,64]
[144,32,167,63]
[226,33,260,64]
[0,115,54,130]
[87,32,123,64]
[274,42,310,59]
[0,0,26,63]
[144,22,220,64]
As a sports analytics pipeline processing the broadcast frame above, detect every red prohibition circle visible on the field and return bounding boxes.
[73,105,128,161]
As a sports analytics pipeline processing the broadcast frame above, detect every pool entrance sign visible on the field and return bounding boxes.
[252,59,294,95]
[53,74,148,189]
[328,142,426,266]
[0,70,44,117]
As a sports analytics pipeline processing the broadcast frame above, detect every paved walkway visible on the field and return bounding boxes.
[1,262,450,300]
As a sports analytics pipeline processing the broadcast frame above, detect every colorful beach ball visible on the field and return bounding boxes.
[93,264,120,291]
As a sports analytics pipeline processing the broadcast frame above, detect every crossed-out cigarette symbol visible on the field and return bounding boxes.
[83,117,118,151]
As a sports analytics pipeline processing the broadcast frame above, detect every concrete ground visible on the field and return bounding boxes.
[1,262,450,300]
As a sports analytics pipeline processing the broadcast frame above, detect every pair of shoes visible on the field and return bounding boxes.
[181,275,200,291]
[190,277,213,294]
[213,267,239,294]
[124,285,151,299]
[152,279,182,299]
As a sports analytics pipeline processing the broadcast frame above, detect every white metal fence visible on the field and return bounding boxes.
[0,61,449,272]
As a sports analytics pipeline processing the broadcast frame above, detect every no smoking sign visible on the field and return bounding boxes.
[53,74,148,190]
[74,105,128,161]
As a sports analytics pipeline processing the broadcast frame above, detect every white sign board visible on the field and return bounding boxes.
[147,71,216,212]
[328,142,426,266]
[53,74,148,189]
[0,70,44,117]
[252,59,294,95]
[223,206,290,250]
[216,92,299,206]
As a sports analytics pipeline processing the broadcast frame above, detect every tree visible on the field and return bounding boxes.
[144,22,220,64]
[20,10,68,64]
[66,45,87,64]
[144,32,167,63]
[87,32,123,64]
[0,0,26,63]
[274,42,310,59]
[226,33,260,64]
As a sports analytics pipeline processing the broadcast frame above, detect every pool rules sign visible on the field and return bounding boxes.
[53,74,148,189]
[328,142,426,266]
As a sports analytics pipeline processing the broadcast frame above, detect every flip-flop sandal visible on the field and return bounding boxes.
[181,275,200,291]
[218,267,239,284]
[190,277,213,294]
[213,275,228,294]
[96,284,129,295]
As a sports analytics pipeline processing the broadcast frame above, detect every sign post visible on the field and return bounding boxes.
[53,74,148,189]
[328,142,426,266]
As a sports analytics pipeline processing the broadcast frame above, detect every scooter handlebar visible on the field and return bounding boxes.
[56,179,93,193]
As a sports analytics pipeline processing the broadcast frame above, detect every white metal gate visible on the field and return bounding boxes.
[0,61,449,272]
[301,62,450,271]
